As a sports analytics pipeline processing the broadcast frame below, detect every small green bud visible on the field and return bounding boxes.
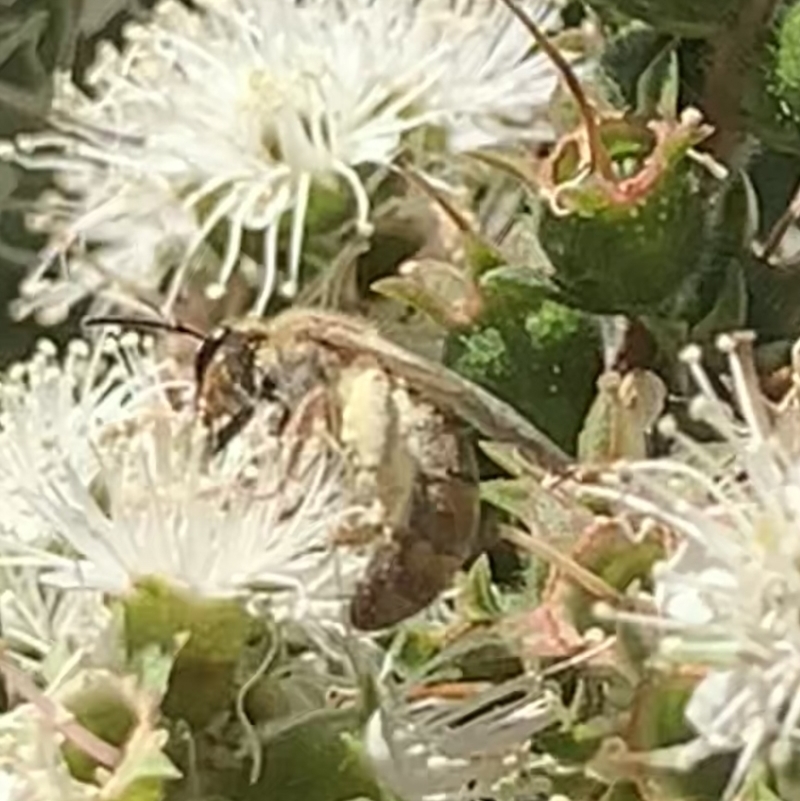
[122,577,263,728]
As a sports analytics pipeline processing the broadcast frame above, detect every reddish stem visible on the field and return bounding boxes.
[497,0,613,180]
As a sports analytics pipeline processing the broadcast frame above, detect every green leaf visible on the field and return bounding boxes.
[478,265,558,310]
[740,768,784,801]
[653,47,680,119]
[457,553,504,622]
[585,0,742,38]
[242,718,386,801]
[746,254,800,342]
[690,257,748,341]
[480,477,541,527]
[464,232,505,278]
[478,441,532,477]
[131,645,176,700]
[480,475,592,554]
[78,0,135,36]
[625,673,737,801]
[110,748,182,801]
[0,0,86,133]
[600,23,678,114]
[445,300,602,453]
[546,521,666,632]
[667,169,757,328]
[773,3,800,118]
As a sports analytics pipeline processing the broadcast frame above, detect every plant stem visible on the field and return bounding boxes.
[499,524,625,604]
[702,0,782,160]
[497,0,615,181]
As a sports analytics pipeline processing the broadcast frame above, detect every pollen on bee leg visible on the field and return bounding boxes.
[332,520,380,549]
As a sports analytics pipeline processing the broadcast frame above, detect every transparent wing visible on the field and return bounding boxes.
[267,308,571,472]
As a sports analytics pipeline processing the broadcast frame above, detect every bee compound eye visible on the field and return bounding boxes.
[259,373,279,399]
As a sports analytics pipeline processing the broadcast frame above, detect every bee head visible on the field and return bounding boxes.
[82,314,330,453]
[192,325,285,452]
[82,314,281,452]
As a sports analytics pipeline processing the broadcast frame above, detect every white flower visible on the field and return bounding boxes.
[0,335,169,544]
[366,671,561,800]
[0,565,111,678]
[4,373,368,622]
[587,333,800,799]
[13,176,200,325]
[2,0,579,321]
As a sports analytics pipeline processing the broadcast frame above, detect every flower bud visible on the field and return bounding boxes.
[122,578,263,728]
[537,110,718,316]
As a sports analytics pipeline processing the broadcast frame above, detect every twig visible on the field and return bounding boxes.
[702,0,782,160]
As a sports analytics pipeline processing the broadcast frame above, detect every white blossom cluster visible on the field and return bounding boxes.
[0,329,563,800]
[0,331,366,798]
[1,0,580,323]
[1,0,798,796]
[589,333,800,799]
[0,1,591,798]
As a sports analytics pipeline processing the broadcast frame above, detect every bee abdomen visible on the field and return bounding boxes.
[349,420,480,631]
[350,538,462,630]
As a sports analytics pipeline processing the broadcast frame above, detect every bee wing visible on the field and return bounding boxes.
[270,309,571,471]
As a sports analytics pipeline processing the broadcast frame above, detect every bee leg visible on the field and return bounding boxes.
[209,407,255,454]
[278,385,344,482]
[349,417,480,631]
[282,385,335,441]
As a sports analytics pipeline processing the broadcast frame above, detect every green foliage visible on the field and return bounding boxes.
[8,0,800,800]
[444,296,602,453]
[599,24,678,113]
[626,675,738,801]
[123,579,262,728]
[585,0,743,37]
[537,115,717,316]
[773,3,800,119]
[243,719,387,801]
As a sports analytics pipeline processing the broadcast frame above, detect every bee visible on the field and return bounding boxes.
[86,309,569,630]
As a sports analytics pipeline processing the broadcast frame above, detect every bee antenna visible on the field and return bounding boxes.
[82,315,207,342]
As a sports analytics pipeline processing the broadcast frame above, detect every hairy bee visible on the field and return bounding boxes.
[89,309,569,630]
